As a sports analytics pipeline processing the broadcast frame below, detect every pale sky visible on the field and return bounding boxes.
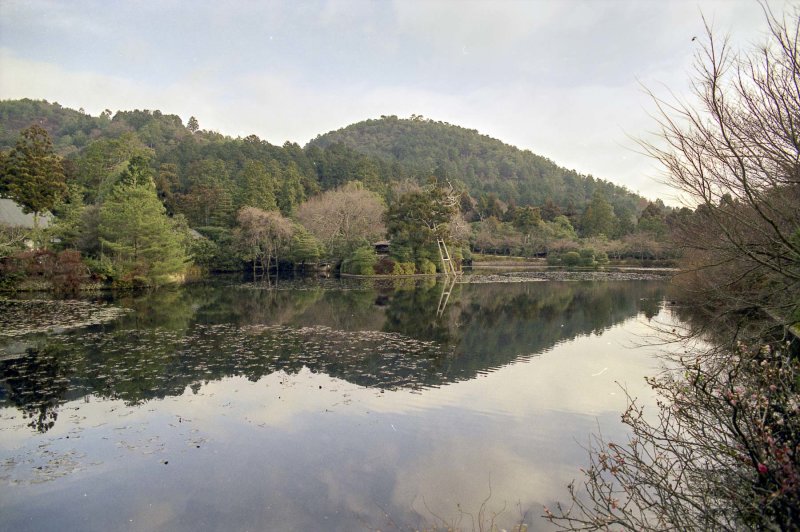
[0,0,790,202]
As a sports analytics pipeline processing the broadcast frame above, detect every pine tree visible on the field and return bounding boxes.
[99,179,187,285]
[289,229,321,266]
[77,133,151,202]
[48,184,86,249]
[117,155,154,187]
[2,125,66,237]
[581,191,617,237]
[237,160,277,212]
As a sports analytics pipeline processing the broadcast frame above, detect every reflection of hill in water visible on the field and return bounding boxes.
[0,279,667,431]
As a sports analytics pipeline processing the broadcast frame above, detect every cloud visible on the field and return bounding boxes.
[0,48,148,112]
[0,48,225,129]
[0,0,779,204]
[392,0,543,53]
[0,45,675,199]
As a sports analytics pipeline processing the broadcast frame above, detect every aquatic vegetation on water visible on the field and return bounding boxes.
[0,280,669,435]
[465,270,671,284]
[0,299,131,338]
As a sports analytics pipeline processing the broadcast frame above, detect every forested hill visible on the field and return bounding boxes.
[0,100,647,219]
[1,98,678,283]
[308,115,644,219]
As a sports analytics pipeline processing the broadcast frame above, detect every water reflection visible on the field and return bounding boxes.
[0,278,675,531]
[2,344,71,432]
[0,279,667,433]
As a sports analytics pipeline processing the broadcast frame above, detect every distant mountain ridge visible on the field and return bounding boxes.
[308,115,644,218]
[0,100,647,221]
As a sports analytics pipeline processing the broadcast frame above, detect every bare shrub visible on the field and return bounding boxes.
[295,182,386,259]
[548,7,800,530]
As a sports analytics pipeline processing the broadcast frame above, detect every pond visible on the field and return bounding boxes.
[0,273,676,531]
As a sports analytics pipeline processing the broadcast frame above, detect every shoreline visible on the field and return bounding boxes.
[1,263,678,293]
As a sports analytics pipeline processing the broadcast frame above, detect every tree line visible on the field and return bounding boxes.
[0,99,684,289]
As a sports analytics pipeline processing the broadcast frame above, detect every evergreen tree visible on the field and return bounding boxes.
[277,162,305,215]
[77,133,152,201]
[155,163,179,213]
[117,155,154,187]
[581,191,617,237]
[289,229,322,267]
[0,151,7,197]
[237,159,277,212]
[637,200,668,238]
[551,215,577,239]
[99,179,187,284]
[2,125,66,236]
[513,205,542,244]
[179,158,234,226]
[477,192,503,220]
[385,186,454,261]
[48,184,86,249]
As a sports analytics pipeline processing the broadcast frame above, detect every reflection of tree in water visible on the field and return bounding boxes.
[426,281,668,377]
[0,343,75,432]
[0,280,669,430]
[114,288,199,331]
[383,279,456,344]
[213,286,325,327]
[294,289,385,332]
[639,293,663,321]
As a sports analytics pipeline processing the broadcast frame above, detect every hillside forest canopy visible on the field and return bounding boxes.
[0,99,685,288]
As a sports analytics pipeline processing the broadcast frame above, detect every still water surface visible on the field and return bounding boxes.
[0,275,673,531]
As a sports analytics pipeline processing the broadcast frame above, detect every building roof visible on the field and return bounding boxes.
[0,198,51,228]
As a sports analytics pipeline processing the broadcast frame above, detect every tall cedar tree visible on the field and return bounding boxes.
[2,125,66,233]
